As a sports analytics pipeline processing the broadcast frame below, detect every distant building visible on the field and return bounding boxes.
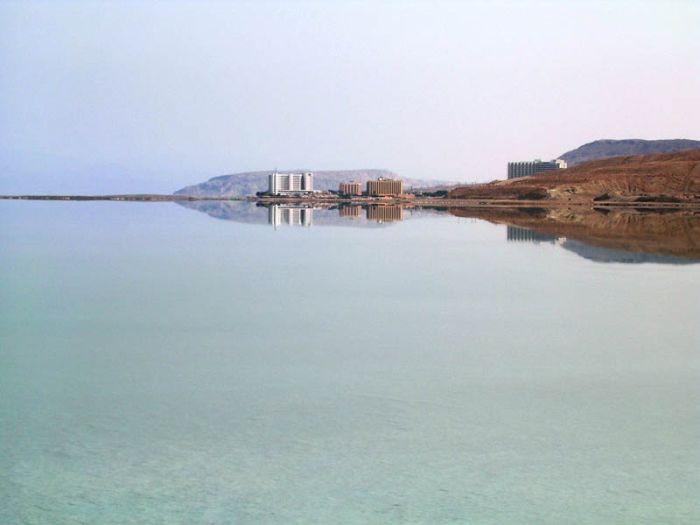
[507,159,567,180]
[268,171,314,194]
[367,178,403,196]
[366,205,403,223]
[339,181,362,196]
[268,205,312,227]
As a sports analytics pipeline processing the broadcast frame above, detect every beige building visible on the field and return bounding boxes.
[339,181,362,196]
[366,178,403,196]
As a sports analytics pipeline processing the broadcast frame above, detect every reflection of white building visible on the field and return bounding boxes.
[268,205,313,227]
[268,171,314,195]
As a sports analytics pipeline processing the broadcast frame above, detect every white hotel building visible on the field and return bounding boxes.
[268,171,314,195]
[507,159,567,179]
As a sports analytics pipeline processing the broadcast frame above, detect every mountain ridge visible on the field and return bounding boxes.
[559,139,700,166]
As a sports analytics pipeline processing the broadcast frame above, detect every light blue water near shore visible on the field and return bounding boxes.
[1,201,699,524]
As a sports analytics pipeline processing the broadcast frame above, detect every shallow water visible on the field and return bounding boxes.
[1,201,699,524]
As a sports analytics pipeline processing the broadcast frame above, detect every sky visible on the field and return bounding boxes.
[1,0,699,193]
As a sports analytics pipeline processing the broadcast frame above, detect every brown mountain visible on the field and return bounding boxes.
[448,149,700,204]
[559,139,700,166]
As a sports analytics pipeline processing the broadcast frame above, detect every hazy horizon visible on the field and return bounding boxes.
[1,0,699,193]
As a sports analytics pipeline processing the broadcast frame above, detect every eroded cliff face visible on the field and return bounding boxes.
[448,150,700,203]
[448,206,700,261]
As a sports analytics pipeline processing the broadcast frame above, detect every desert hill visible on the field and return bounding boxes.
[449,149,700,204]
[559,139,700,166]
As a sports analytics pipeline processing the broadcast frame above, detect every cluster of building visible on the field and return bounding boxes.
[507,159,567,179]
[267,171,405,198]
[338,177,403,197]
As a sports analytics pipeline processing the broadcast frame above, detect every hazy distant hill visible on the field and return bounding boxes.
[174,169,455,197]
[560,139,700,166]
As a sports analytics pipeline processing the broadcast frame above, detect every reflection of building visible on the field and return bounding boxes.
[507,226,557,243]
[268,205,313,227]
[339,181,362,196]
[367,205,403,222]
[268,171,314,194]
[339,205,361,218]
[507,159,566,179]
[367,178,403,196]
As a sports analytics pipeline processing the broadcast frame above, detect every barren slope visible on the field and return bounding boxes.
[449,149,700,203]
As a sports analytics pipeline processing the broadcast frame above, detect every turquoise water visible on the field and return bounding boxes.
[1,201,699,524]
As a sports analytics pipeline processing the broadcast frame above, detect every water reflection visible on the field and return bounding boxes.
[506,226,557,244]
[453,206,700,263]
[177,200,700,264]
[268,205,313,228]
[365,205,403,223]
[178,201,410,228]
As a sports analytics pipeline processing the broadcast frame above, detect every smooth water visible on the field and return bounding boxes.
[1,201,699,524]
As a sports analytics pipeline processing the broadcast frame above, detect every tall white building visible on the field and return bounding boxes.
[268,171,314,194]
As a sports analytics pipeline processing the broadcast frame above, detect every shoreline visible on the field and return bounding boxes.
[2,194,700,209]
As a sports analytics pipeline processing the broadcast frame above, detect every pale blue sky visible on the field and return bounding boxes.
[1,0,699,193]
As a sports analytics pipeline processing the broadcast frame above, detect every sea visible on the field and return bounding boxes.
[1,200,699,524]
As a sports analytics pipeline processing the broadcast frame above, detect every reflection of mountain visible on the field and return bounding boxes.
[451,207,700,263]
[178,200,700,264]
[560,239,697,264]
[178,200,270,224]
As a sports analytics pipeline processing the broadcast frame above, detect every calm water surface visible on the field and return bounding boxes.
[1,201,699,524]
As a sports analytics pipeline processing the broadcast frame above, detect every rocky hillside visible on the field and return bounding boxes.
[560,139,700,166]
[449,149,700,203]
[175,169,454,197]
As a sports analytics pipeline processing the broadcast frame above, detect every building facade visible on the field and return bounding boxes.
[507,159,567,180]
[366,178,403,196]
[338,181,362,196]
[268,171,314,194]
